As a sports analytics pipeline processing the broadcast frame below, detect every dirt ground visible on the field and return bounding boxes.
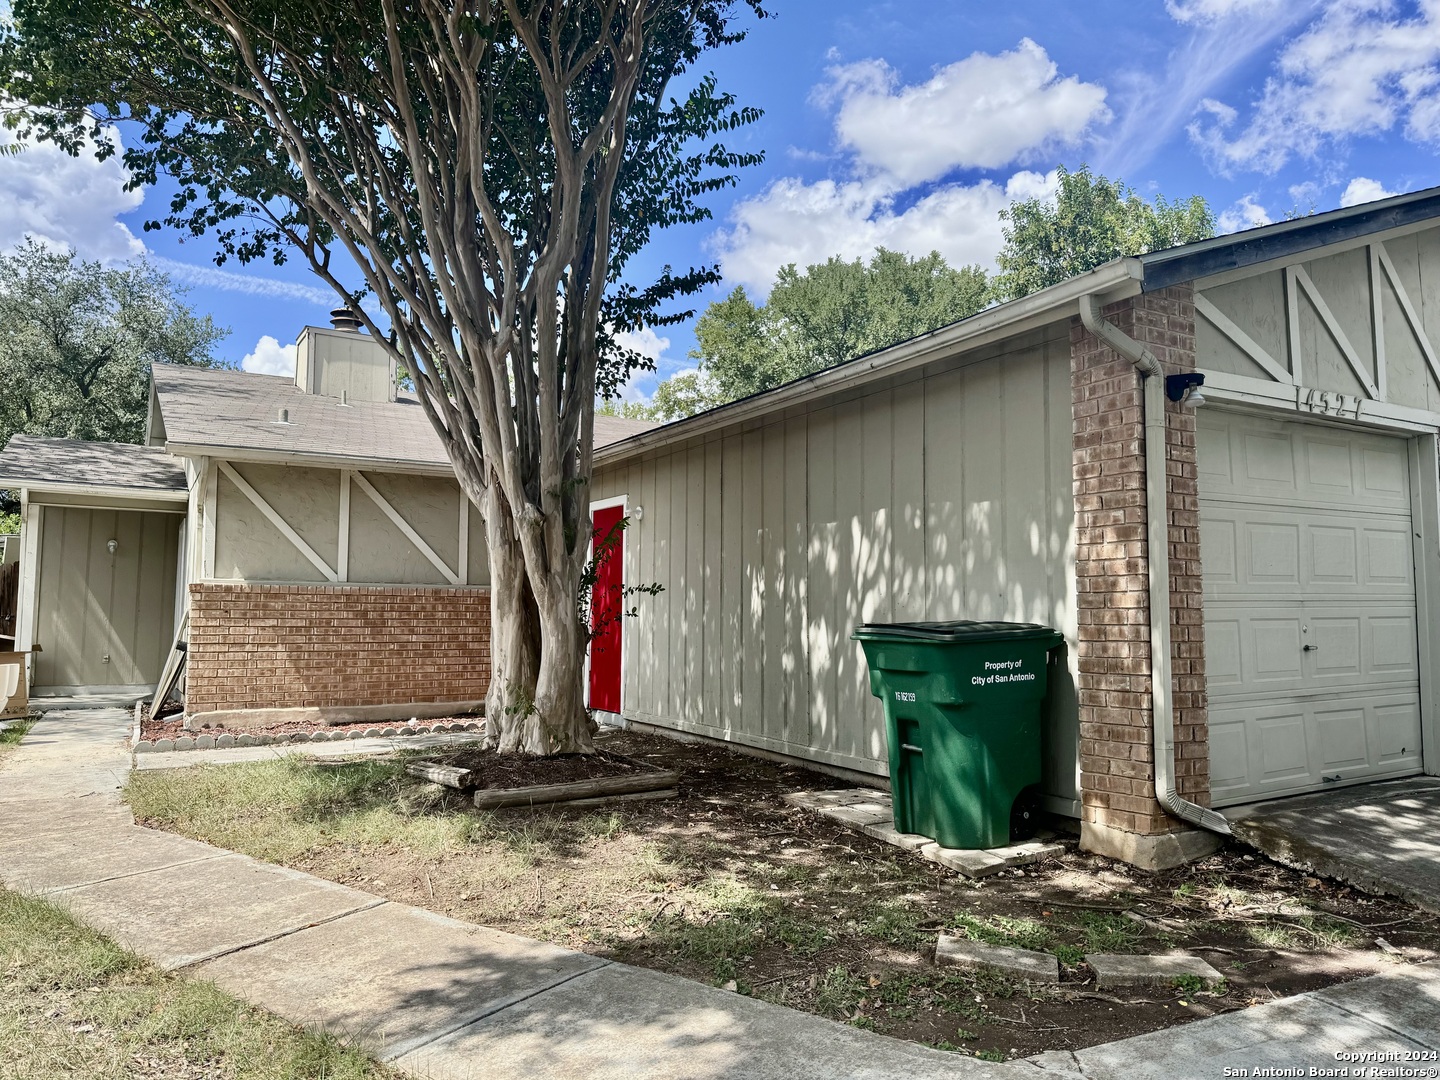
[131,728,1440,1063]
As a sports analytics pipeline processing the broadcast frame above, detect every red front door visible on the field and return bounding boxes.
[587,504,624,713]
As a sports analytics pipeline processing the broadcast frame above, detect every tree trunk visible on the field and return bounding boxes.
[480,482,542,753]
[529,570,596,756]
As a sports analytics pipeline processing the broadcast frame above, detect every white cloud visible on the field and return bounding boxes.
[612,326,671,364]
[1217,193,1274,233]
[0,124,144,261]
[1167,0,1286,23]
[714,171,1056,296]
[607,326,679,402]
[1340,176,1399,206]
[820,41,1108,186]
[151,256,336,306]
[1190,1,1440,174]
[240,335,297,376]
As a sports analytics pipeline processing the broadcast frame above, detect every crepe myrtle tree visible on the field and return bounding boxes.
[2,0,764,754]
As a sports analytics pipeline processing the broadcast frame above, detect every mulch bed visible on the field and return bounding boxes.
[427,746,653,789]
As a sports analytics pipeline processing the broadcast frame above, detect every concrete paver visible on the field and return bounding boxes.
[395,961,1013,1080]
[195,902,605,1057]
[936,935,1060,982]
[1085,952,1221,989]
[60,852,381,969]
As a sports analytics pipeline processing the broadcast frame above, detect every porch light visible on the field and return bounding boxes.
[1165,372,1206,409]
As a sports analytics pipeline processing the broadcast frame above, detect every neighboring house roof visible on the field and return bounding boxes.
[152,364,657,470]
[595,183,1440,468]
[0,435,188,497]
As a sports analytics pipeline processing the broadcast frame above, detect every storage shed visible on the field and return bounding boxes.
[587,188,1440,868]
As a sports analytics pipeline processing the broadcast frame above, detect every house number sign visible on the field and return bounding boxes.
[1294,385,1363,419]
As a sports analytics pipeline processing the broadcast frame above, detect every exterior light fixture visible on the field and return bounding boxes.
[1165,371,1206,409]
[106,539,118,555]
[631,505,644,521]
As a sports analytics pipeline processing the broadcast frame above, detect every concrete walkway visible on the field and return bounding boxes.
[1231,777,1440,915]
[2,704,1437,1079]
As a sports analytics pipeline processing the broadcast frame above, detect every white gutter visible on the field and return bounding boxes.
[161,442,456,478]
[0,480,188,503]
[596,258,1144,468]
[1079,295,1231,837]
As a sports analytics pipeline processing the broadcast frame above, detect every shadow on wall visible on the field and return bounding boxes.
[614,338,1081,799]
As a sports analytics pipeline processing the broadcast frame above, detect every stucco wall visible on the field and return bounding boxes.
[592,325,1080,795]
[211,460,489,587]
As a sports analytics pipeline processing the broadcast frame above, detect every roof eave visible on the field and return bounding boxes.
[3,480,187,502]
[163,441,457,477]
[1141,186,1440,291]
[594,257,1144,469]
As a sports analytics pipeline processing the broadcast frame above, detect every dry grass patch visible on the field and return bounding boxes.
[0,887,393,1080]
[125,731,1440,1063]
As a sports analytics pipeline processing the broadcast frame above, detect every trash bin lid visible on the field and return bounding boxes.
[853,620,1062,644]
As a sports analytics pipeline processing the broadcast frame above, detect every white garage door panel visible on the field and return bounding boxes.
[1198,506,1414,600]
[1208,692,1423,805]
[1199,411,1424,807]
[1199,414,1412,511]
[1203,601,1418,701]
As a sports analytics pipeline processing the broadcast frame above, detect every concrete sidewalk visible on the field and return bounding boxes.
[2,705,1437,1079]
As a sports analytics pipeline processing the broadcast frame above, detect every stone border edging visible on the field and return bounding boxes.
[133,719,484,753]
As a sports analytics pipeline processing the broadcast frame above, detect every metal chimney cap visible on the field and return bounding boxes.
[329,307,363,332]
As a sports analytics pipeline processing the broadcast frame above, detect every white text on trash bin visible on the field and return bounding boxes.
[972,659,1036,686]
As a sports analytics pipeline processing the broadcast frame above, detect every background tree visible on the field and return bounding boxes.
[0,239,225,451]
[992,164,1215,302]
[3,0,763,755]
[633,247,987,419]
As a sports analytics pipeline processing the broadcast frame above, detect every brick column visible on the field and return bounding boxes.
[1071,285,1216,869]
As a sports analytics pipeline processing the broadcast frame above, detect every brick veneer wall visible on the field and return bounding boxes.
[187,583,491,714]
[1071,285,1210,838]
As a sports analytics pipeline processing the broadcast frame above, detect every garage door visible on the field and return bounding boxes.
[1198,411,1424,806]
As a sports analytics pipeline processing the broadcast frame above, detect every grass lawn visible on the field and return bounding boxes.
[0,718,33,759]
[126,731,1440,1062]
[0,887,395,1079]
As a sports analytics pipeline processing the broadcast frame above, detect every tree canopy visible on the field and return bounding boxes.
[991,164,1215,302]
[628,247,987,420]
[2,0,766,754]
[0,239,225,451]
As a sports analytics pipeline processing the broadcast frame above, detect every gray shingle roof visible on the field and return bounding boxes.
[152,364,656,466]
[0,436,187,494]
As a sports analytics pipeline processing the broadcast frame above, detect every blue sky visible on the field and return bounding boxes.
[4,0,1439,396]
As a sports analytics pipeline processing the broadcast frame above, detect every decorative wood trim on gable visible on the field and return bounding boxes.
[1374,242,1440,390]
[1194,293,1292,384]
[352,470,461,585]
[217,460,339,582]
[1290,265,1379,399]
[338,470,352,582]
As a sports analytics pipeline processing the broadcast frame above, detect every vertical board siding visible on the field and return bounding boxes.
[35,507,180,689]
[599,330,1078,777]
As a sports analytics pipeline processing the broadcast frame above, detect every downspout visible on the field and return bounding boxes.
[1079,295,1231,836]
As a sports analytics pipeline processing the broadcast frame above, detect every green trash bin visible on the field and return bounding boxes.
[852,620,1064,850]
